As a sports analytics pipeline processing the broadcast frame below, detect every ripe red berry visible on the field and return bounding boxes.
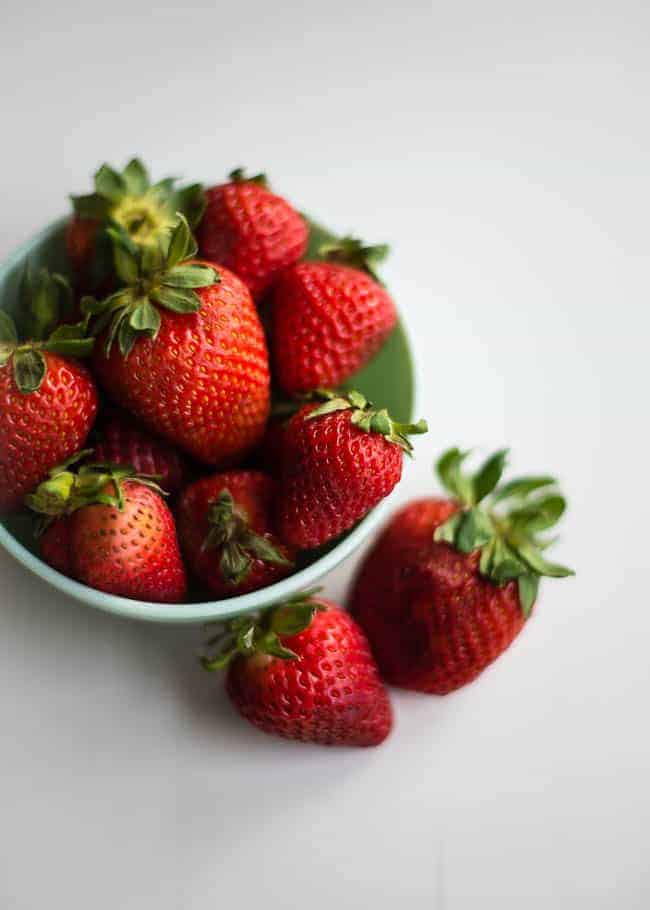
[275,390,427,549]
[65,216,101,281]
[93,408,190,496]
[203,594,392,747]
[0,270,97,513]
[89,216,270,466]
[197,169,308,300]
[350,448,574,693]
[40,511,73,576]
[177,471,294,598]
[29,459,187,603]
[272,245,397,395]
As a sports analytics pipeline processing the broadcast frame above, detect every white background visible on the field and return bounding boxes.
[0,2,648,907]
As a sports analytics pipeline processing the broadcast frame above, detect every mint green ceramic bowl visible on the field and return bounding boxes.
[0,218,414,624]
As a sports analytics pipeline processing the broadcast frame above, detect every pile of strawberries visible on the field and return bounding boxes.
[0,159,573,748]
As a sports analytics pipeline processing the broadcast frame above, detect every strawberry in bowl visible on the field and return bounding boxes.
[0,166,416,622]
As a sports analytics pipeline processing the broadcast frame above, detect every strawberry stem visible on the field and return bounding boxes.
[200,590,324,671]
[306,388,427,455]
[433,447,574,616]
[318,236,389,283]
[202,489,292,587]
[25,454,166,535]
[87,213,219,359]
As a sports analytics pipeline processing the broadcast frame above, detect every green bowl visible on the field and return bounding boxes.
[0,217,414,623]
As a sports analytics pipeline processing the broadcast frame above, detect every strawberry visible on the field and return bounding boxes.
[27,457,187,603]
[177,470,293,598]
[92,407,190,496]
[202,592,392,747]
[88,215,270,466]
[0,269,97,512]
[275,389,427,549]
[272,238,397,395]
[67,158,205,293]
[65,217,102,289]
[197,169,308,300]
[39,511,73,576]
[349,448,574,694]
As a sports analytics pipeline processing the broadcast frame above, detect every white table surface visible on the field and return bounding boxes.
[1,2,647,907]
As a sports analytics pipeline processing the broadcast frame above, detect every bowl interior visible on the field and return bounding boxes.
[0,217,414,623]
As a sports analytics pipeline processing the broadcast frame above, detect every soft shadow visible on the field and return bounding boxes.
[0,548,388,768]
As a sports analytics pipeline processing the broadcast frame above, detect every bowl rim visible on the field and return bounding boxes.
[0,217,406,624]
[0,490,393,623]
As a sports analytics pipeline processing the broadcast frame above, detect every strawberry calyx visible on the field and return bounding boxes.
[433,447,574,616]
[228,167,268,187]
[202,488,292,586]
[305,388,428,455]
[84,214,219,358]
[0,269,94,393]
[318,236,389,283]
[201,589,324,670]
[71,158,206,247]
[25,450,166,534]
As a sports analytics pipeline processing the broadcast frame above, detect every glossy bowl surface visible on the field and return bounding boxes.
[0,218,414,623]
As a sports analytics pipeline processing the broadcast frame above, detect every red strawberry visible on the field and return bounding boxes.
[197,169,308,300]
[272,238,397,395]
[27,458,187,603]
[93,408,190,495]
[275,390,427,549]
[89,215,270,466]
[0,270,97,513]
[40,512,73,576]
[349,448,574,694]
[202,593,392,747]
[67,158,205,293]
[177,470,293,598]
[66,216,101,281]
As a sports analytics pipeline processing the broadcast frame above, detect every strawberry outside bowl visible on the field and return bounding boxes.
[0,217,415,624]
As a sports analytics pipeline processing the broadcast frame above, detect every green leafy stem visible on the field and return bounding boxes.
[201,589,324,670]
[306,388,427,455]
[85,213,219,358]
[202,488,292,587]
[0,269,94,394]
[433,448,574,616]
[318,235,390,284]
[25,450,166,535]
[71,157,206,232]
